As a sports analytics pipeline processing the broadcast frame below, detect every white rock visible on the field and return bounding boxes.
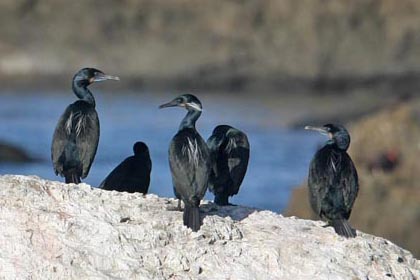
[0,175,418,279]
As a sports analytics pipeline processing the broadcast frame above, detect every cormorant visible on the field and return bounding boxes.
[305,124,359,238]
[207,125,250,205]
[159,94,211,231]
[99,142,152,193]
[51,68,119,184]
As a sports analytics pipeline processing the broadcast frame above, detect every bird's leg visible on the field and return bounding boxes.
[214,193,229,206]
[323,221,333,228]
[166,199,184,212]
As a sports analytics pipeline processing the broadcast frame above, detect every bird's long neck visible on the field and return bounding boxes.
[331,131,350,151]
[179,110,201,131]
[327,138,349,152]
[72,81,95,107]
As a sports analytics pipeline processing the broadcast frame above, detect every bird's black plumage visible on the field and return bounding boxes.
[51,68,119,184]
[207,125,250,205]
[159,94,211,231]
[100,142,152,193]
[306,124,359,238]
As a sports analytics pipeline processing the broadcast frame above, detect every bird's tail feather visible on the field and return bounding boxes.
[332,219,356,238]
[214,193,229,206]
[183,205,201,232]
[64,172,81,184]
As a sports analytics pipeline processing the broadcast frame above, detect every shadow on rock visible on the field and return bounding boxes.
[200,202,257,222]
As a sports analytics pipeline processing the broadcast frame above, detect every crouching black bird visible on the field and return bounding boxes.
[207,125,250,205]
[305,124,359,238]
[159,94,211,231]
[100,142,152,193]
[51,68,119,184]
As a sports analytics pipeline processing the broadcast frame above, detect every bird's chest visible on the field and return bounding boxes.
[171,129,209,171]
[65,111,86,136]
[329,152,342,173]
[64,101,97,136]
[180,137,203,167]
[314,150,343,180]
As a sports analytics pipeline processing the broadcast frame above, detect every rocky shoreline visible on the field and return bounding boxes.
[0,175,418,279]
[2,1,420,94]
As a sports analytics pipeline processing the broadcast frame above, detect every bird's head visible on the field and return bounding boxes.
[73,68,120,87]
[305,124,350,151]
[159,94,202,112]
[212,125,233,136]
[133,142,149,156]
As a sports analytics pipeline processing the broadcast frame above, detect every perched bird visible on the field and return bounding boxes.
[159,94,211,231]
[100,142,152,193]
[51,68,119,184]
[207,125,250,205]
[305,124,359,238]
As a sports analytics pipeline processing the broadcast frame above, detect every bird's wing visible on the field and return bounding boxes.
[193,136,211,198]
[142,155,152,192]
[206,133,224,192]
[100,158,132,190]
[307,147,332,216]
[51,106,73,175]
[78,108,100,178]
[206,133,223,177]
[226,134,250,195]
[146,154,152,174]
[340,153,359,217]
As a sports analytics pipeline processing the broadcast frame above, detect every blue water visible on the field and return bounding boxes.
[0,90,323,212]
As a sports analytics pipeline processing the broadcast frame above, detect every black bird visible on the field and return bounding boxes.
[99,142,152,193]
[305,124,359,238]
[159,94,211,231]
[51,68,119,184]
[207,125,250,205]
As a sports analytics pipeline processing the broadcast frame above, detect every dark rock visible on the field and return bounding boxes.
[0,141,35,163]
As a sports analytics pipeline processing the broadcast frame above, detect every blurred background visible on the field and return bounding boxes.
[0,0,419,257]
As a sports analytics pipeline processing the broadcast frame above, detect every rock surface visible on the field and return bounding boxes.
[0,175,418,279]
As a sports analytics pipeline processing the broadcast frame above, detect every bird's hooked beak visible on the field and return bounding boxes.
[304,126,332,138]
[158,99,202,111]
[159,99,179,109]
[90,72,120,83]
